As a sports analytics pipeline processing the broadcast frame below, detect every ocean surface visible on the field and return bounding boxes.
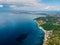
[0,12,45,45]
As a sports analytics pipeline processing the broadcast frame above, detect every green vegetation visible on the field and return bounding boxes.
[40,23,55,30]
[35,16,60,45]
[40,23,60,30]
[47,30,60,45]
[35,16,60,30]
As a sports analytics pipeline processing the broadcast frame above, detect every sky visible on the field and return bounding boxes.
[0,0,60,11]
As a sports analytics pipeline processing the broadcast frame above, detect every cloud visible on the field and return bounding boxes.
[0,5,3,8]
[0,0,39,4]
[10,4,60,11]
[0,0,60,11]
[45,6,60,10]
[10,4,47,11]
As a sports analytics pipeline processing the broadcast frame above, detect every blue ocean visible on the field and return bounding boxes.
[0,12,45,45]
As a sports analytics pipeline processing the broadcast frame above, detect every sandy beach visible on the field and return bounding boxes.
[35,20,47,45]
[39,26,47,45]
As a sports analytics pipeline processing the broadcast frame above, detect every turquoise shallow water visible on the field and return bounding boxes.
[0,13,45,45]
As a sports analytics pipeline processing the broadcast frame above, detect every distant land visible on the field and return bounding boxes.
[2,10,59,16]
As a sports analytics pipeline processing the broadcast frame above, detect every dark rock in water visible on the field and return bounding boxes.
[16,33,28,42]
[0,13,45,45]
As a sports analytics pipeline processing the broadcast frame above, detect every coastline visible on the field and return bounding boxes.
[35,20,47,45]
[39,26,47,45]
